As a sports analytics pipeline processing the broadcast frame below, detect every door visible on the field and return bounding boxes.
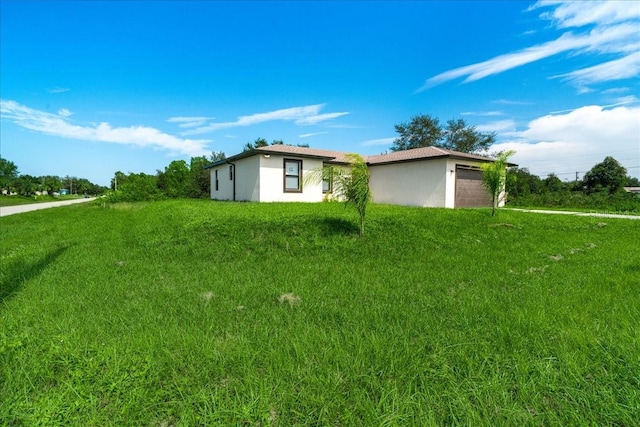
[455,166,492,207]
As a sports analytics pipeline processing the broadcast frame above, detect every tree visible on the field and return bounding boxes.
[14,175,37,195]
[582,156,627,195]
[42,175,63,195]
[344,154,372,236]
[188,156,210,198]
[0,157,19,192]
[506,167,542,200]
[392,114,442,152]
[306,154,371,236]
[442,119,495,153]
[209,151,226,162]
[481,150,515,216]
[117,173,162,201]
[243,138,269,152]
[159,160,190,198]
[392,114,495,153]
[543,173,563,193]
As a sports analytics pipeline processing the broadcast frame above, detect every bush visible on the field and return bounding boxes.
[507,190,639,213]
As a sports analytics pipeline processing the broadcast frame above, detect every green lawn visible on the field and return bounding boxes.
[1,200,638,425]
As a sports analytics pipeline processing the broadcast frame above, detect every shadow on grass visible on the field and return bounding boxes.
[0,245,71,306]
[318,217,360,236]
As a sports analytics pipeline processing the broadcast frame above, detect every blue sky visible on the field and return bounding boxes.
[1,0,639,186]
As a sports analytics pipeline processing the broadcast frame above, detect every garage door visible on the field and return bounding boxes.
[455,166,492,208]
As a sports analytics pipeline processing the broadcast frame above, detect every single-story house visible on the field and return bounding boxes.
[205,145,510,208]
[624,187,640,195]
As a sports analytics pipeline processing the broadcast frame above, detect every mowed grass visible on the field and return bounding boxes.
[1,200,638,425]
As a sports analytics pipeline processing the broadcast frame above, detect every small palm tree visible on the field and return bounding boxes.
[481,150,515,216]
[306,154,371,236]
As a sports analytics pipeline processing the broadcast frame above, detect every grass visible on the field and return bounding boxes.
[0,194,85,207]
[1,200,638,425]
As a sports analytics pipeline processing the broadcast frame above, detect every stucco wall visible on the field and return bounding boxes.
[209,156,260,201]
[369,158,448,207]
[234,156,260,201]
[258,154,324,202]
[210,163,234,201]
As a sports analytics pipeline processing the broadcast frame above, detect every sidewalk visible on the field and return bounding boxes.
[0,197,97,217]
[507,208,640,220]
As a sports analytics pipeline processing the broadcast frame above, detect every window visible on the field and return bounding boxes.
[229,165,234,180]
[214,170,219,191]
[322,167,332,193]
[283,159,302,192]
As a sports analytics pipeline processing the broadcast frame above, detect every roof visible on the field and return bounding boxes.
[205,144,501,168]
[205,145,355,168]
[366,146,494,165]
[256,145,354,164]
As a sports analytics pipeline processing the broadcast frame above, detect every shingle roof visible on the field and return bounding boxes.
[205,144,497,169]
[255,145,354,164]
[366,146,494,165]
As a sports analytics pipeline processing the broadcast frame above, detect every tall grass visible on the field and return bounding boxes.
[1,200,638,425]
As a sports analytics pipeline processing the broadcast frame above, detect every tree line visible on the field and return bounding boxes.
[107,154,224,202]
[0,157,107,196]
[506,156,639,211]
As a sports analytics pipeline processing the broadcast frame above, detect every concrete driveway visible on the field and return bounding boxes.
[507,208,640,220]
[0,197,97,217]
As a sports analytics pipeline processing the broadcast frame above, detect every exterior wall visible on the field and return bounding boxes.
[258,154,324,202]
[210,164,234,201]
[369,158,448,207]
[209,155,260,201]
[235,155,261,201]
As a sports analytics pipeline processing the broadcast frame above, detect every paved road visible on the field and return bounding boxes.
[508,208,640,220]
[0,197,97,217]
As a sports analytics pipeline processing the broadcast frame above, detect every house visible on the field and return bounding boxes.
[205,145,507,208]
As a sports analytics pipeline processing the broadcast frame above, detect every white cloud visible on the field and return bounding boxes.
[602,87,630,95]
[47,87,70,94]
[476,120,516,133]
[1,99,210,157]
[295,112,350,125]
[493,104,640,178]
[553,51,640,86]
[420,1,640,91]
[461,111,505,117]
[167,116,215,128]
[493,99,533,106]
[167,116,212,122]
[532,0,640,29]
[361,137,396,147]
[183,104,349,135]
[58,108,73,117]
[299,131,329,138]
[614,95,640,105]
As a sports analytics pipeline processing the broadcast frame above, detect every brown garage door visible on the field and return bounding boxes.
[455,166,492,208]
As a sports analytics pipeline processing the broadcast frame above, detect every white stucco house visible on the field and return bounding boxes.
[205,145,507,208]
